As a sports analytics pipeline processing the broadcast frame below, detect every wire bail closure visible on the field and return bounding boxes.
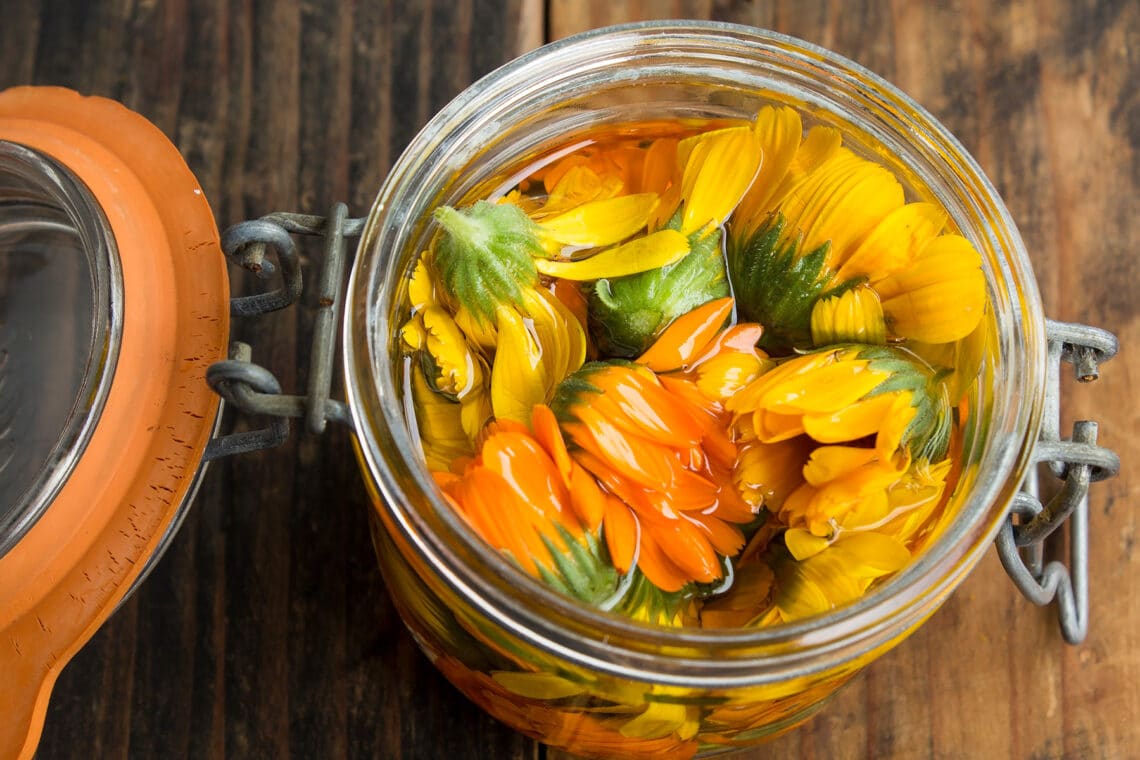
[203,206,365,461]
[996,320,1120,644]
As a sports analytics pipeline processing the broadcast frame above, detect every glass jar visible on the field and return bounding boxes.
[343,21,1045,758]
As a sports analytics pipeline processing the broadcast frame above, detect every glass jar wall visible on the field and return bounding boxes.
[345,22,1046,758]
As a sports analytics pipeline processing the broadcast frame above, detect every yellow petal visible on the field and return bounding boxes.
[491,671,588,700]
[785,527,832,561]
[422,305,481,397]
[524,287,586,389]
[835,202,946,283]
[695,350,770,401]
[537,164,625,219]
[810,285,887,346]
[400,315,426,351]
[538,192,659,247]
[680,126,763,234]
[752,360,888,413]
[779,148,905,267]
[453,304,498,352]
[408,257,436,311]
[409,362,471,471]
[490,304,548,424]
[727,349,839,414]
[801,390,906,443]
[766,125,844,208]
[733,106,803,234]
[878,234,986,344]
[734,437,813,509]
[752,409,807,442]
[620,702,698,741]
[802,445,882,487]
[533,228,689,281]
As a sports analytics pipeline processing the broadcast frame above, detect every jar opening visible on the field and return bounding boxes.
[346,22,1045,685]
[0,141,122,558]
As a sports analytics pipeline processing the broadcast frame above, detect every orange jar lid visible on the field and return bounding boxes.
[0,87,229,759]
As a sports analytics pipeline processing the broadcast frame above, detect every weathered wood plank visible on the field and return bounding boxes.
[2,1,1135,759]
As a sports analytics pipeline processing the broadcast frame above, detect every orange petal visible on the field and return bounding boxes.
[531,403,573,482]
[635,529,692,592]
[480,431,573,528]
[568,461,607,530]
[603,497,639,574]
[637,296,735,372]
[648,519,722,584]
[683,512,745,557]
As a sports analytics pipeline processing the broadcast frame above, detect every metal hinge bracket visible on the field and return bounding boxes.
[996,319,1120,644]
[203,204,365,461]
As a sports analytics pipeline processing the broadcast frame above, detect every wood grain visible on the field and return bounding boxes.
[1,1,1135,759]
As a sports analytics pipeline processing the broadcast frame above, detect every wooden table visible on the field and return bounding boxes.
[3,2,1136,758]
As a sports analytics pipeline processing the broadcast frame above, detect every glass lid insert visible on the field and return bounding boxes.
[0,140,122,558]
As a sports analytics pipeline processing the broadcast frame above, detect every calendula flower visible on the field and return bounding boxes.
[552,362,757,592]
[434,405,617,604]
[726,106,985,352]
[587,126,763,357]
[762,532,912,622]
[728,345,952,537]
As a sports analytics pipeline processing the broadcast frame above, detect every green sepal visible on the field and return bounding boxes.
[852,344,953,462]
[587,212,730,357]
[612,570,700,626]
[432,201,543,324]
[535,525,619,606]
[727,212,854,355]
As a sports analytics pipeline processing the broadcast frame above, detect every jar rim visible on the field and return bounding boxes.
[345,20,1046,685]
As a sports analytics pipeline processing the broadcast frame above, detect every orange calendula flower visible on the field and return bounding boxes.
[435,405,618,604]
[552,362,758,592]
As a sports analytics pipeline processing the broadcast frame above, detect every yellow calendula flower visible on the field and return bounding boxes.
[402,261,492,442]
[764,531,912,623]
[728,345,952,537]
[726,106,986,352]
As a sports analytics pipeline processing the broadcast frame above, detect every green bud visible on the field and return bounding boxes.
[432,201,543,324]
[727,212,861,355]
[587,218,730,357]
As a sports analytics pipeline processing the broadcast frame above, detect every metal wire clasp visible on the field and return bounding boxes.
[203,205,365,461]
[996,320,1120,644]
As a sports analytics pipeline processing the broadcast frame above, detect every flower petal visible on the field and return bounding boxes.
[734,437,813,509]
[681,127,763,234]
[878,234,986,344]
[490,304,549,424]
[835,202,946,283]
[637,296,735,372]
[733,105,803,234]
[539,192,660,247]
[801,390,905,443]
[603,496,639,573]
[809,285,887,347]
[534,228,689,280]
[784,527,831,561]
[778,149,905,268]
